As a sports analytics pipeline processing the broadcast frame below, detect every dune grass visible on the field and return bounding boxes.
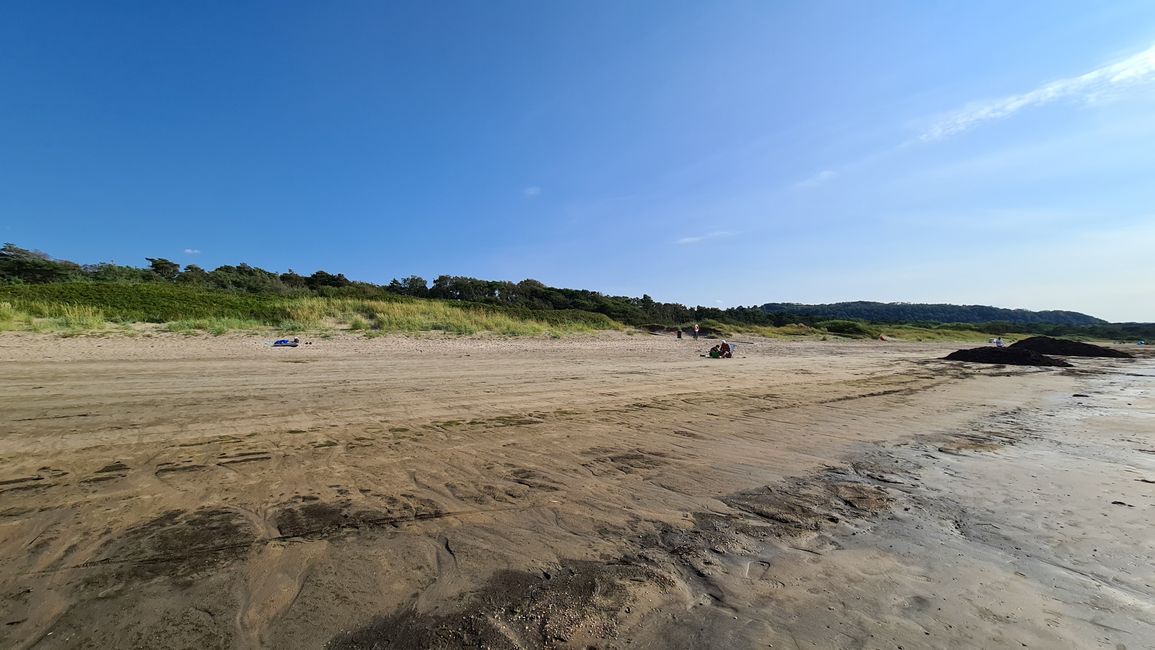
[163,318,267,336]
[0,283,1023,341]
[0,300,115,335]
[0,284,619,337]
[878,325,1010,343]
[282,297,617,336]
[691,320,1016,343]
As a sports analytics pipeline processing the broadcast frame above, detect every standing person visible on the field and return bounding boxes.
[693,323,699,340]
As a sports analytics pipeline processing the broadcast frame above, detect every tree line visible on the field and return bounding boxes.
[0,243,781,328]
[4,242,1149,339]
[760,301,1105,327]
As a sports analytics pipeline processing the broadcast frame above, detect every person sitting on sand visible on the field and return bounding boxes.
[706,341,732,359]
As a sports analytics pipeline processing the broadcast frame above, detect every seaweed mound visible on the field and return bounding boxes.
[944,347,1072,367]
[1009,336,1133,358]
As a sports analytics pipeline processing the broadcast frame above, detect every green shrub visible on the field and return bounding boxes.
[817,320,879,338]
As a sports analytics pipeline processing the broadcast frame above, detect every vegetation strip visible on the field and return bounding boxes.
[3,243,1150,339]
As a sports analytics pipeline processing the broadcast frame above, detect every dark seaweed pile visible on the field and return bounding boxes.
[1010,336,1132,358]
[944,347,1072,367]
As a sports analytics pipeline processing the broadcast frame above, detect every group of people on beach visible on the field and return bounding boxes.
[707,341,732,358]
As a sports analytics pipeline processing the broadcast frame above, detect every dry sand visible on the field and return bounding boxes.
[0,332,1152,649]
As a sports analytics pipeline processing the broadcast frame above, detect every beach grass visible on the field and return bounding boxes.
[0,300,113,335]
[687,320,1015,343]
[0,284,1028,341]
[879,325,1007,343]
[0,284,619,337]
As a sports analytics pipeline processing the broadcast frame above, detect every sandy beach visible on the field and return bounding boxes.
[0,332,1152,649]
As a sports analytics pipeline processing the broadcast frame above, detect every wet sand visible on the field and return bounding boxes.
[0,333,1152,649]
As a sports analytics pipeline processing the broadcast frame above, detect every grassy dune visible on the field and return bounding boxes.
[715,320,1009,343]
[0,284,619,336]
[0,283,1017,341]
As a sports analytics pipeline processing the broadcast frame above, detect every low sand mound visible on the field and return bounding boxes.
[1009,336,1133,358]
[944,347,1072,367]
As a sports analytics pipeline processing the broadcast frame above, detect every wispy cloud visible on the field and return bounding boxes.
[183,248,201,255]
[676,230,733,245]
[922,43,1155,141]
[522,186,541,198]
[794,169,837,190]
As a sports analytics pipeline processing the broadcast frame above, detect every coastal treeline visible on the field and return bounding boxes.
[0,242,771,329]
[2,243,1150,339]
[761,301,1103,326]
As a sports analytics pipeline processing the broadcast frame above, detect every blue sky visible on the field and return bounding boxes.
[3,2,1154,321]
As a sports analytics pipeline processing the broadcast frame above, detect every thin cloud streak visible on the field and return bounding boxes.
[794,169,837,190]
[801,44,1155,190]
[676,230,734,245]
[922,43,1155,141]
[522,186,541,198]
[183,248,201,255]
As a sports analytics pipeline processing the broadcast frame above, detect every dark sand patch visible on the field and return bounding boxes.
[328,560,665,650]
[91,508,257,586]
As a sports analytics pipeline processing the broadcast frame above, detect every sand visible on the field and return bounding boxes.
[0,332,1152,649]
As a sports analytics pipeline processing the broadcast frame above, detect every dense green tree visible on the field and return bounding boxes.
[0,243,83,283]
[146,257,181,281]
[279,270,308,289]
[400,275,428,297]
[306,270,350,290]
[85,263,152,283]
[208,263,287,294]
[178,264,209,284]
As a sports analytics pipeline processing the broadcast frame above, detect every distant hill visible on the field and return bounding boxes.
[760,301,1106,326]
